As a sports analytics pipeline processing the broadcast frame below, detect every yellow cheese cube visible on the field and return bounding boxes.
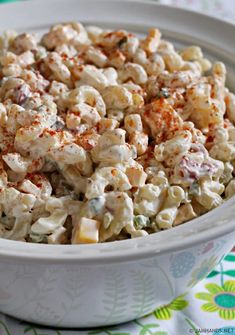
[72,217,100,244]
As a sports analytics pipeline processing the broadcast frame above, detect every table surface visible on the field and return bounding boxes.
[0,0,234,334]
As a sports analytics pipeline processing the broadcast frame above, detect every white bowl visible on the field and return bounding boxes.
[0,0,235,328]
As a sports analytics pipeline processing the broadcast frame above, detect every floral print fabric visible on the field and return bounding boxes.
[160,0,235,23]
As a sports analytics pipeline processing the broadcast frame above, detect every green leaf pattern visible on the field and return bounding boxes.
[154,294,188,320]
[25,267,61,324]
[0,320,11,335]
[224,254,235,262]
[56,268,85,326]
[131,271,156,318]
[94,271,128,324]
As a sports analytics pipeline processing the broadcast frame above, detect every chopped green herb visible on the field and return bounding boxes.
[156,88,170,99]
[29,232,47,243]
[189,181,200,197]
[134,215,150,229]
[35,48,47,61]
[88,197,105,216]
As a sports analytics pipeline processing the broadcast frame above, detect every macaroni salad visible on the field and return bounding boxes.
[0,23,234,244]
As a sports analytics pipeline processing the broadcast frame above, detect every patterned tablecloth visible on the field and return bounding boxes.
[161,0,235,23]
[0,0,234,334]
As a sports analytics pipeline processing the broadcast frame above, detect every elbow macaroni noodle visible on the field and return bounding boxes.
[0,22,234,244]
